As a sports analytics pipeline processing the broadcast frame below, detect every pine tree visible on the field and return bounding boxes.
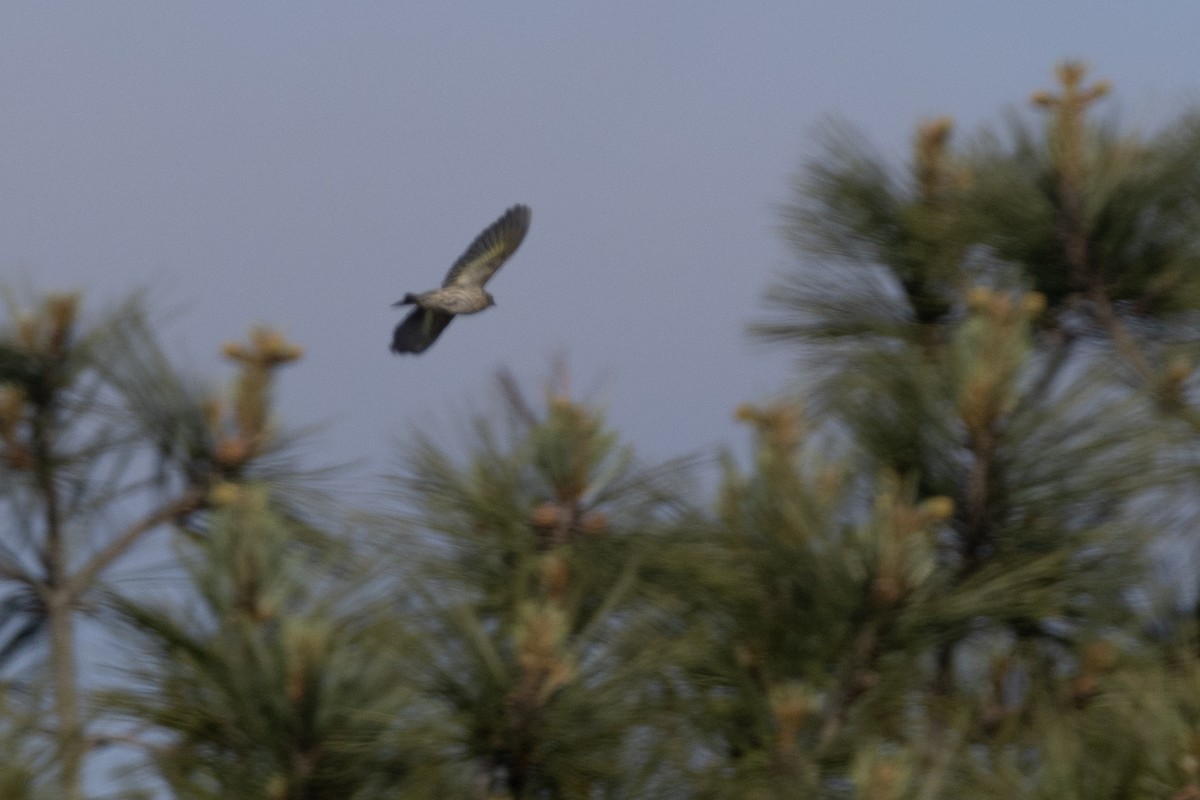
[96,328,431,800]
[736,61,1200,798]
[0,298,303,798]
[105,483,423,800]
[0,293,207,798]
[386,368,694,798]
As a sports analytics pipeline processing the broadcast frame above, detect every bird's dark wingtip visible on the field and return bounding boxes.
[508,204,532,228]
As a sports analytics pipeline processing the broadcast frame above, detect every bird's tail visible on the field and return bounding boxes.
[391,293,420,307]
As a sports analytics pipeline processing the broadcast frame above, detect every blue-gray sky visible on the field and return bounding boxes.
[2,3,1198,473]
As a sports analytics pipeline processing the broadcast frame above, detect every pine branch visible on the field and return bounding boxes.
[67,488,202,597]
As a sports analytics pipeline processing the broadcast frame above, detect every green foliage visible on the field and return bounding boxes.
[744,61,1200,799]
[0,294,312,799]
[106,486,427,800]
[0,684,55,800]
[388,379,695,798]
[962,110,1200,314]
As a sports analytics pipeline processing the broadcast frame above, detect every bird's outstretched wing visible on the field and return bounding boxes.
[442,204,531,288]
[391,307,454,354]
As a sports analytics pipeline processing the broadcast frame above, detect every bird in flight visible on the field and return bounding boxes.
[390,204,532,355]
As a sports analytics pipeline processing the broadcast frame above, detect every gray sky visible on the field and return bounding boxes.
[2,3,1198,475]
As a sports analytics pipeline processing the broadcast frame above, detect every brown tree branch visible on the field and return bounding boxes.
[68,488,203,597]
